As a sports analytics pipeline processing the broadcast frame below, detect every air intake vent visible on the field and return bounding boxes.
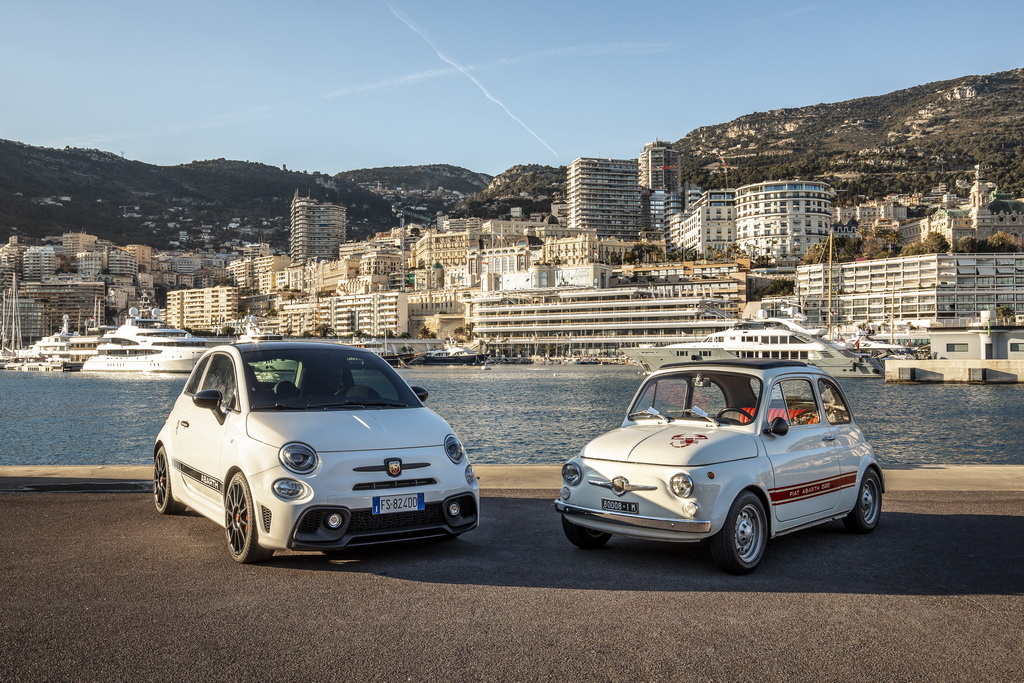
[260,505,272,533]
[353,478,437,491]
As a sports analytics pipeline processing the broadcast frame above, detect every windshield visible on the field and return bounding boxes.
[242,346,420,410]
[628,371,762,425]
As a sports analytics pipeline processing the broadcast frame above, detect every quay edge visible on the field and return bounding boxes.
[1,464,1024,492]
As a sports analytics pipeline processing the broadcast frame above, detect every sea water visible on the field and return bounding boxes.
[1,365,1022,466]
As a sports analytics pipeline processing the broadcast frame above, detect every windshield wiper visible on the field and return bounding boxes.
[627,406,674,422]
[305,400,409,409]
[682,405,721,426]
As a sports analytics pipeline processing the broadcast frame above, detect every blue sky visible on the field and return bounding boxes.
[3,0,1022,176]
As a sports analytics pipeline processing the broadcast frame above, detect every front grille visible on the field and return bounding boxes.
[353,478,436,491]
[348,503,444,532]
[260,505,273,533]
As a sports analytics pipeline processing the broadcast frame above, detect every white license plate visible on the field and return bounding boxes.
[372,492,425,515]
[601,498,639,514]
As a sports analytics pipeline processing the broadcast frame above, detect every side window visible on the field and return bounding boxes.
[184,355,211,395]
[201,353,239,413]
[819,379,851,425]
[769,379,820,426]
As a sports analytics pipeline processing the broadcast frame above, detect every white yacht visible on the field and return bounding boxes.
[623,312,884,378]
[82,307,209,373]
[21,315,102,370]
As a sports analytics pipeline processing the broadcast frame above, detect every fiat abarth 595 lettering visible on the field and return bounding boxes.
[153,341,479,563]
[554,359,882,574]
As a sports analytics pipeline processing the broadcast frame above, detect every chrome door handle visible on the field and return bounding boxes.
[179,420,189,428]
[823,435,835,442]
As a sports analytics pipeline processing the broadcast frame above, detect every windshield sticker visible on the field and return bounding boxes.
[670,434,708,448]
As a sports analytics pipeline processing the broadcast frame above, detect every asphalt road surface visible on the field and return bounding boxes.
[1,489,1022,681]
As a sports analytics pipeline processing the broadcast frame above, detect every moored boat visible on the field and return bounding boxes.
[81,307,209,373]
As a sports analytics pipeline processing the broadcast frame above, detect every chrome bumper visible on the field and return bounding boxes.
[554,500,712,534]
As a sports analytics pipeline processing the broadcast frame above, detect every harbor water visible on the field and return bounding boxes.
[1,364,1022,467]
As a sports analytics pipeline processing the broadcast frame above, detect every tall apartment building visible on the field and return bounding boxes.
[567,157,642,240]
[734,180,835,259]
[638,141,682,193]
[165,285,240,330]
[669,190,736,255]
[289,191,347,263]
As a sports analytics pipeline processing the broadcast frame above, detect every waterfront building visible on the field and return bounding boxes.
[321,290,409,338]
[670,189,737,256]
[734,180,835,259]
[567,157,642,240]
[22,246,59,282]
[19,279,106,338]
[794,252,1024,331]
[622,258,753,317]
[165,286,240,331]
[471,288,737,358]
[289,192,347,263]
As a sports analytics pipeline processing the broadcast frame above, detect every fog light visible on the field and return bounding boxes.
[681,500,699,517]
[272,479,304,499]
[447,501,461,517]
[325,512,344,529]
[465,464,476,486]
[560,486,571,501]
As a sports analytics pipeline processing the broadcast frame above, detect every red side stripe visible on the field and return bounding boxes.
[769,472,858,505]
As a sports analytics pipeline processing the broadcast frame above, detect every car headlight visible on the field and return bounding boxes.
[562,462,582,486]
[465,464,476,486]
[272,478,305,499]
[445,434,465,464]
[278,442,319,474]
[669,472,694,498]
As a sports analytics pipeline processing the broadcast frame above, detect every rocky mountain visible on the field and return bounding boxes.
[335,164,491,195]
[456,164,566,217]
[673,67,1024,199]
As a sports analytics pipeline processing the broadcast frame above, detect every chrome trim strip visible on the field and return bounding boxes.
[588,477,658,495]
[555,501,712,533]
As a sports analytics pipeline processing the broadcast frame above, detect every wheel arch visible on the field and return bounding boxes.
[742,484,774,537]
[865,463,885,493]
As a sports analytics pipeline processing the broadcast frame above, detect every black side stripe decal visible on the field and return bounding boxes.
[173,459,223,494]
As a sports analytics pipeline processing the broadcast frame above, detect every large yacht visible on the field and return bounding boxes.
[82,307,209,373]
[623,312,884,378]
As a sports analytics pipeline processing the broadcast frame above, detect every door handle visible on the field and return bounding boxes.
[823,435,835,442]
[179,420,189,428]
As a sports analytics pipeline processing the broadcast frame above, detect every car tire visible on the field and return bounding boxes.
[843,469,882,534]
[225,472,273,564]
[561,516,611,549]
[153,446,185,515]
[710,491,768,575]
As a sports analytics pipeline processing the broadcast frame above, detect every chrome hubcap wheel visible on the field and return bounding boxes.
[225,481,249,555]
[859,478,880,525]
[734,504,764,563]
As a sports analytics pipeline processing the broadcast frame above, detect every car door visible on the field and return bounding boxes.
[761,376,842,523]
[171,352,237,509]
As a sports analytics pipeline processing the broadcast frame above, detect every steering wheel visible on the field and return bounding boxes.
[717,408,754,423]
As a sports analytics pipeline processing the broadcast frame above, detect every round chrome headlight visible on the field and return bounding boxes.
[669,472,694,498]
[445,434,465,464]
[562,462,582,486]
[278,442,319,474]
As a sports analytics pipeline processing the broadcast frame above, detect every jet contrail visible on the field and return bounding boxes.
[388,3,559,158]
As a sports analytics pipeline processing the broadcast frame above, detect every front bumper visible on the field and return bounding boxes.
[286,492,479,550]
[555,500,712,535]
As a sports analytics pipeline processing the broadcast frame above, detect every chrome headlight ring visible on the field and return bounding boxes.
[278,442,319,475]
[445,434,466,464]
[669,472,694,498]
[562,462,583,486]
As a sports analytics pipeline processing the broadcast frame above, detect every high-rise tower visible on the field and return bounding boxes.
[567,158,642,240]
[289,191,347,263]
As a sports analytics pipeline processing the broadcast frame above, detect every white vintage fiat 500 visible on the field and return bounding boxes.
[554,359,882,574]
[154,342,479,563]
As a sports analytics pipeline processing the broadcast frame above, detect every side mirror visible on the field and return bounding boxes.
[192,389,223,410]
[410,385,429,403]
[764,416,790,437]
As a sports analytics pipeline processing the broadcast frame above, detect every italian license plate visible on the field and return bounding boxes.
[601,498,639,514]
[373,492,425,515]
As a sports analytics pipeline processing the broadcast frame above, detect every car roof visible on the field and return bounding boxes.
[652,359,826,376]
[207,341,372,355]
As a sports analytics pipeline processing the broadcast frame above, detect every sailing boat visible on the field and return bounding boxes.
[1,275,24,367]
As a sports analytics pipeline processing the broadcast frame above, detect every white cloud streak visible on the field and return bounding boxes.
[387,3,559,158]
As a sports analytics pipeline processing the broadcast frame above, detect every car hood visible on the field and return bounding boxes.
[246,407,453,453]
[582,423,759,467]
